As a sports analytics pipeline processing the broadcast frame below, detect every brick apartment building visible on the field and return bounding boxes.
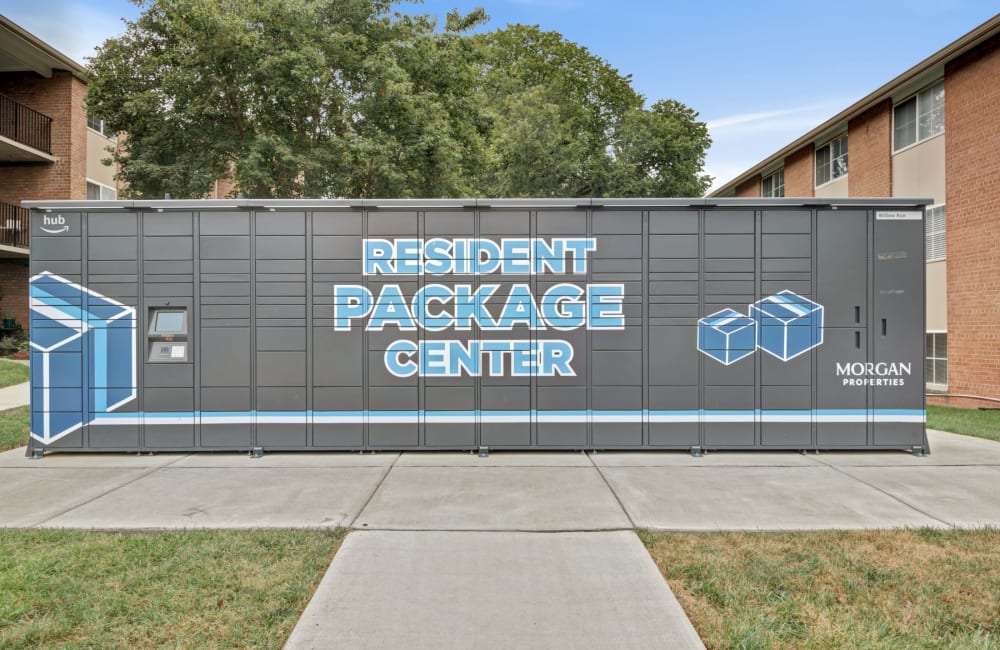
[0,15,119,332]
[711,13,1000,408]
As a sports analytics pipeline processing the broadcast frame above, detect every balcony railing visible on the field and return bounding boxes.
[0,202,29,249]
[0,93,52,155]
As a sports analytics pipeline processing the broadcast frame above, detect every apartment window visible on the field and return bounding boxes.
[86,180,117,201]
[762,169,784,197]
[893,80,944,151]
[926,204,946,262]
[926,332,947,389]
[816,134,848,186]
[87,116,115,139]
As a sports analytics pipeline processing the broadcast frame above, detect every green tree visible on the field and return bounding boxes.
[88,2,711,199]
[476,24,643,197]
[608,100,713,197]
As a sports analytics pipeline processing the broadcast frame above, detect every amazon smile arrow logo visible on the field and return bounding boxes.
[41,215,68,234]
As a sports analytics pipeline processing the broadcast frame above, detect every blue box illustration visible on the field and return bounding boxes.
[697,308,756,365]
[749,290,824,361]
[29,272,136,444]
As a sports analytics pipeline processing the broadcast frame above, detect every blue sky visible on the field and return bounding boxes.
[5,0,998,190]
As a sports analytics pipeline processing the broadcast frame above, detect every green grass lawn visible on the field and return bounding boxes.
[927,404,1000,442]
[641,528,1000,650]
[0,360,28,389]
[0,528,346,649]
[0,406,29,451]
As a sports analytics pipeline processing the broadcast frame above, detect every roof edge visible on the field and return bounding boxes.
[0,14,89,81]
[21,197,935,210]
[709,12,1000,197]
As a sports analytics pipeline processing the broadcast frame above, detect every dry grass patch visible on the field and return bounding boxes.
[640,528,1000,649]
[0,528,346,649]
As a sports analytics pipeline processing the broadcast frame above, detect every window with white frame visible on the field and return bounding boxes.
[815,134,848,186]
[893,80,944,151]
[87,115,116,140]
[926,332,947,389]
[762,169,784,197]
[86,180,117,201]
[926,204,946,262]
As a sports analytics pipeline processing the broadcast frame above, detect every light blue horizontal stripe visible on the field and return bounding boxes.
[96,408,925,419]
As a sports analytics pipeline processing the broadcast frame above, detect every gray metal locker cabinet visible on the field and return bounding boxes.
[647,209,700,448]
[702,210,758,448]
[535,208,588,448]
[815,210,869,447]
[87,211,140,449]
[366,209,421,449]
[254,210,308,449]
[26,198,929,455]
[312,209,365,448]
[591,210,644,447]
[422,208,477,448]
[873,211,926,448]
[141,210,195,450]
[478,208,533,448]
[198,211,253,450]
[759,210,814,447]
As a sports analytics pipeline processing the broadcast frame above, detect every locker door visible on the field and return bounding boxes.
[816,210,869,447]
[872,212,925,448]
[816,210,868,327]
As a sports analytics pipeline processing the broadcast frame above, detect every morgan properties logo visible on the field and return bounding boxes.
[29,272,137,444]
[698,290,824,365]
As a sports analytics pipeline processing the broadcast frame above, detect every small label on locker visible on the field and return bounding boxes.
[170,345,185,359]
[876,211,922,220]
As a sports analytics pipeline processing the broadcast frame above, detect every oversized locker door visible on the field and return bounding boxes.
[815,210,869,447]
[872,210,926,448]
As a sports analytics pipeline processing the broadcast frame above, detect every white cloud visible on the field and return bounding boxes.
[704,98,854,192]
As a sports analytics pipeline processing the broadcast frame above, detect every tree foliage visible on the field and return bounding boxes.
[88,0,711,198]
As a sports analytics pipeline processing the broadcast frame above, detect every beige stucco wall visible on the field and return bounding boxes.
[814,175,848,198]
[86,128,116,189]
[892,133,946,203]
[926,260,947,330]
[893,133,946,336]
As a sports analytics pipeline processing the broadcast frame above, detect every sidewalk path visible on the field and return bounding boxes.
[4,428,1000,649]
[0,381,29,411]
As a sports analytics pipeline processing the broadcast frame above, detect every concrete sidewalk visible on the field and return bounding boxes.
[3,428,1000,530]
[0,380,29,411]
[4,428,1000,649]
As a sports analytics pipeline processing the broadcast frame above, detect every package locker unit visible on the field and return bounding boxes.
[25,198,929,455]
